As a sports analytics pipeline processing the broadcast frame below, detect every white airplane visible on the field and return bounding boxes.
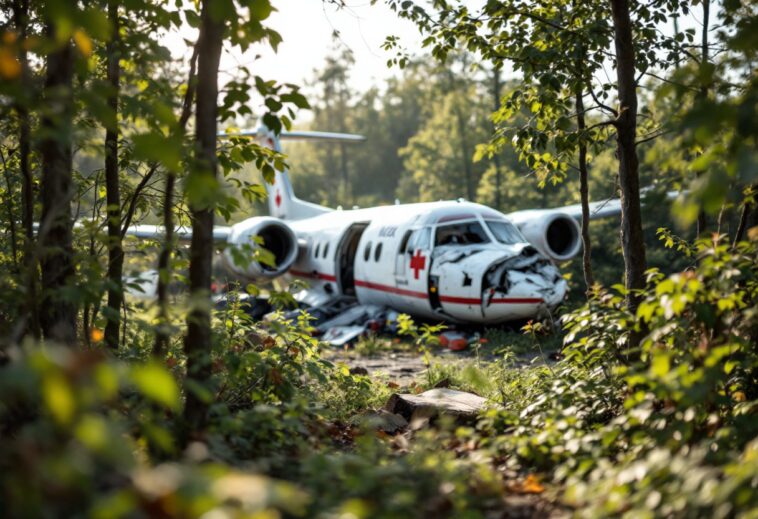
[128,128,623,325]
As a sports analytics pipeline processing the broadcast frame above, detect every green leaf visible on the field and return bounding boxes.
[131,363,181,411]
[43,374,75,425]
[249,0,272,21]
[651,353,670,378]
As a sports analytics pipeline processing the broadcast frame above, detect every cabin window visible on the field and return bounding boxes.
[323,243,330,258]
[363,241,372,261]
[434,221,490,246]
[486,220,526,245]
[314,243,321,258]
[374,242,383,261]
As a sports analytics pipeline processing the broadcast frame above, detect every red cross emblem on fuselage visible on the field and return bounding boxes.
[275,190,282,208]
[410,249,426,280]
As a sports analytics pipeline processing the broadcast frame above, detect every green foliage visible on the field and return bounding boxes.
[395,313,447,357]
[300,431,503,519]
[473,236,758,516]
[0,346,305,518]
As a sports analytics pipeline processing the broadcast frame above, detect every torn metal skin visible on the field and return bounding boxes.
[431,243,567,323]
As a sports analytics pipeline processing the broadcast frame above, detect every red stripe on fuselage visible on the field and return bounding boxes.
[355,279,544,305]
[290,271,544,305]
[354,280,427,299]
[289,269,338,282]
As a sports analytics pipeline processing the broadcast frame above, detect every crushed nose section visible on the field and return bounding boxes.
[482,247,567,318]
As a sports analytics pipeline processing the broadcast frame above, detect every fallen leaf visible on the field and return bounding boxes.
[520,474,545,494]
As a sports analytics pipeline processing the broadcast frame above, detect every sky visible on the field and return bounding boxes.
[164,1,429,124]
[233,1,425,92]
[162,0,706,126]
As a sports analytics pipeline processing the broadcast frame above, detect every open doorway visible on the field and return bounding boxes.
[337,222,369,296]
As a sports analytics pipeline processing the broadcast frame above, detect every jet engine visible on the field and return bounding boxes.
[515,212,581,262]
[222,217,298,279]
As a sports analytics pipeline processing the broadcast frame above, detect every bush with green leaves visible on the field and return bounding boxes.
[475,235,758,516]
[0,346,307,518]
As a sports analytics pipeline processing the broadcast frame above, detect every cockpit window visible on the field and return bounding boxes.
[486,220,526,245]
[434,222,490,246]
[406,227,431,252]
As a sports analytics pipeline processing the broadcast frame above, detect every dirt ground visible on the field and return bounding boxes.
[321,334,558,385]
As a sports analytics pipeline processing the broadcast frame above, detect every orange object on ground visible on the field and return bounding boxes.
[438,331,469,351]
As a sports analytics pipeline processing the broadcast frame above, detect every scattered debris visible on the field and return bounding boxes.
[438,331,469,351]
[384,388,488,425]
[316,303,384,333]
[321,325,366,347]
[215,293,273,320]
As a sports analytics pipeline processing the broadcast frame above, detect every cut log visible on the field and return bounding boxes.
[384,388,488,426]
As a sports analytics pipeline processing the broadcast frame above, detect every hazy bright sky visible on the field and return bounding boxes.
[164,1,428,123]
[164,1,704,125]
[234,1,424,91]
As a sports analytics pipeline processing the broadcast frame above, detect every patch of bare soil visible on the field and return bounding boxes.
[322,348,429,384]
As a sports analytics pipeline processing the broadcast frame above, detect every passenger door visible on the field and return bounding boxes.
[393,227,432,315]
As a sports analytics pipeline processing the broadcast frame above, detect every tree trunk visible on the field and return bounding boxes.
[610,0,646,346]
[492,66,503,210]
[575,87,595,293]
[13,0,39,340]
[454,102,474,201]
[0,149,19,269]
[39,28,76,345]
[104,0,123,350]
[733,183,757,247]
[696,0,711,239]
[154,170,175,356]
[154,43,198,357]
[183,1,223,434]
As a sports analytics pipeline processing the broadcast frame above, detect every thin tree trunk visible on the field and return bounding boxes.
[13,0,39,339]
[183,1,223,434]
[0,149,19,268]
[733,183,757,247]
[154,43,199,357]
[39,27,76,345]
[340,142,349,205]
[575,87,595,292]
[493,66,502,210]
[454,102,474,201]
[696,0,711,239]
[610,0,646,348]
[104,0,123,350]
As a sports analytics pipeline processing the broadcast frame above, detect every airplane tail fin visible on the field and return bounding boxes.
[219,127,365,220]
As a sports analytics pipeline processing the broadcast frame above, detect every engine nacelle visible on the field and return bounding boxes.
[221,217,298,279]
[515,212,581,262]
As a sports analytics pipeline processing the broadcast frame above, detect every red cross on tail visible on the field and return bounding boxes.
[410,249,426,279]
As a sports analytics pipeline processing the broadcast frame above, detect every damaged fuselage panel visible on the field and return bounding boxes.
[430,243,566,324]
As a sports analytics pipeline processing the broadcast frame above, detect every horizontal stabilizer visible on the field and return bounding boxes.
[218,129,366,143]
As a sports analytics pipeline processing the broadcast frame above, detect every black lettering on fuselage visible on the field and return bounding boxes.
[378,226,397,238]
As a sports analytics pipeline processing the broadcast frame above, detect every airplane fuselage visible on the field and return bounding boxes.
[281,200,567,325]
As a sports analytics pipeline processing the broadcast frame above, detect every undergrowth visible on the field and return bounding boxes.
[2,236,757,517]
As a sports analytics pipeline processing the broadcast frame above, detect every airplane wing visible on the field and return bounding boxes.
[124,224,232,242]
[506,189,677,224]
[506,198,621,225]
